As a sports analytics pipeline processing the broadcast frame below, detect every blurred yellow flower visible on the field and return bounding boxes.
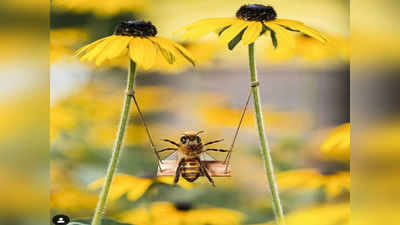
[51,28,88,63]
[200,104,312,134]
[89,174,192,202]
[361,119,400,159]
[266,34,349,63]
[51,28,88,46]
[320,123,350,162]
[52,0,148,17]
[51,187,99,212]
[259,203,349,225]
[50,104,78,141]
[117,201,244,225]
[75,20,195,69]
[178,4,327,51]
[51,83,173,143]
[50,163,99,212]
[277,169,350,198]
[0,170,45,214]
[50,44,73,63]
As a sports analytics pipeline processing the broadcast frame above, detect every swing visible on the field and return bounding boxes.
[130,81,257,184]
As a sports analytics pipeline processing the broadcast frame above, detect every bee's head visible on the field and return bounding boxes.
[180,131,204,150]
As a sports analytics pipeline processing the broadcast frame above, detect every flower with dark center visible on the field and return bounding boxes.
[177,4,327,50]
[236,4,277,21]
[75,20,195,69]
[114,20,157,37]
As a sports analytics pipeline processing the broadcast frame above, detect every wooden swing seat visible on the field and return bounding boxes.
[157,160,231,177]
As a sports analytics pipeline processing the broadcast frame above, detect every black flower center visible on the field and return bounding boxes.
[174,202,193,211]
[236,4,277,21]
[114,20,157,37]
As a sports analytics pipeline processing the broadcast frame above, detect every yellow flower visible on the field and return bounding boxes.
[88,174,192,202]
[177,4,327,51]
[52,0,147,17]
[320,123,350,162]
[117,201,244,225]
[276,169,350,198]
[75,20,195,69]
[258,203,349,225]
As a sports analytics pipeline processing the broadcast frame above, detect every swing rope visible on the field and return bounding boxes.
[127,90,163,163]
[223,81,257,172]
[128,81,257,172]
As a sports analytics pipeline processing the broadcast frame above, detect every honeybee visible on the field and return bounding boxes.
[158,131,230,187]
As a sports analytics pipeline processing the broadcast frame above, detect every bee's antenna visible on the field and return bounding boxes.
[196,130,205,135]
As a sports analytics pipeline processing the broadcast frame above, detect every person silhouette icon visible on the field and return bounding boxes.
[52,215,70,225]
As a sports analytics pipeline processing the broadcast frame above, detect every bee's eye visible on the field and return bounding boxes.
[180,136,187,143]
[196,136,201,143]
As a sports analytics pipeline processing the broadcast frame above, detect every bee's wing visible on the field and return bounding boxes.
[200,152,217,161]
[163,151,178,161]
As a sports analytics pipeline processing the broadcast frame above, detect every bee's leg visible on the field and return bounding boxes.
[157,148,177,153]
[204,148,231,153]
[203,139,224,146]
[198,158,216,187]
[162,139,180,147]
[174,159,184,186]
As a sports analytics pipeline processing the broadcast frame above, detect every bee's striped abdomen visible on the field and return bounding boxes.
[181,158,201,182]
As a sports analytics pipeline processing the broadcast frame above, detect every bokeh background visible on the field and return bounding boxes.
[49,0,349,224]
[2,0,399,225]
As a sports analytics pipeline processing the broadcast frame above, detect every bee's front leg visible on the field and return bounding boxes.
[203,139,224,146]
[162,139,180,147]
[198,158,216,187]
[174,159,185,186]
[204,148,231,153]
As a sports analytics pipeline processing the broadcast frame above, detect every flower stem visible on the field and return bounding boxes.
[248,43,285,225]
[91,60,137,225]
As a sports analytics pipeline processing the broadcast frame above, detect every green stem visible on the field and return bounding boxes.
[248,43,285,225]
[91,60,137,225]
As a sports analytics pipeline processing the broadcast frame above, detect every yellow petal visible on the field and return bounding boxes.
[107,36,131,59]
[171,41,196,66]
[241,22,262,45]
[149,37,175,54]
[179,18,237,41]
[150,37,178,65]
[139,38,157,70]
[74,36,108,57]
[219,20,249,45]
[95,37,125,66]
[81,36,115,62]
[126,179,153,201]
[88,174,153,202]
[129,37,145,66]
[151,37,195,66]
[274,19,328,44]
[265,22,295,50]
